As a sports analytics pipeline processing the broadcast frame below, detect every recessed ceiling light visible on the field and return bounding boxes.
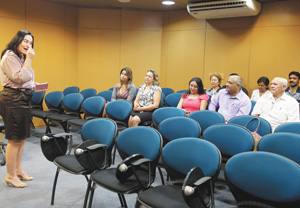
[118,0,131,3]
[162,0,175,6]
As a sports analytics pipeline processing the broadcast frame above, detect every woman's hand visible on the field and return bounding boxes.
[26,47,35,59]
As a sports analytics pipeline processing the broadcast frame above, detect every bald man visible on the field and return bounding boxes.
[252,77,299,131]
[209,75,251,121]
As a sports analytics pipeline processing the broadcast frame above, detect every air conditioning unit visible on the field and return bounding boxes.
[187,0,261,19]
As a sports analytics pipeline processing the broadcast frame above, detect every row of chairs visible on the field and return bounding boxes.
[41,117,300,208]
[33,85,299,137]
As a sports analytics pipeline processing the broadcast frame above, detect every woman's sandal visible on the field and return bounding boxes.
[17,174,34,181]
[4,177,27,188]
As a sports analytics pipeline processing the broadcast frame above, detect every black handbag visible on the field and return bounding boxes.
[40,133,68,162]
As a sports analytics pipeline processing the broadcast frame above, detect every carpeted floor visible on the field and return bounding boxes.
[0,127,236,208]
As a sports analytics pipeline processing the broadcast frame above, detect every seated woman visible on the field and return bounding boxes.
[111,67,137,102]
[177,77,209,115]
[128,69,161,127]
[206,73,222,97]
[251,76,271,102]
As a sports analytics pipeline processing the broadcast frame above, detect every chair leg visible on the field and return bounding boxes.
[118,193,125,207]
[121,194,128,208]
[83,178,92,208]
[51,167,60,205]
[112,144,117,164]
[88,182,96,208]
[158,167,165,185]
[210,181,215,208]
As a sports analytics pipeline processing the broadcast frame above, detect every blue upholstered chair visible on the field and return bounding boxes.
[87,127,162,208]
[106,100,132,131]
[63,86,79,95]
[274,122,300,134]
[190,110,225,134]
[49,118,117,206]
[67,96,106,130]
[203,124,255,160]
[257,132,300,164]
[31,91,46,110]
[161,87,174,97]
[225,152,300,208]
[97,90,112,102]
[164,92,182,107]
[47,93,84,132]
[228,115,272,136]
[158,117,201,144]
[152,107,185,128]
[31,91,64,133]
[80,88,97,100]
[176,89,188,94]
[136,138,221,208]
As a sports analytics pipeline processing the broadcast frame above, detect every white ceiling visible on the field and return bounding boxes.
[47,0,288,11]
[48,0,188,11]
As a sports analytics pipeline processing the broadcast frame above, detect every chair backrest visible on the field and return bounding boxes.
[63,86,80,95]
[31,91,45,108]
[152,107,185,128]
[161,87,174,97]
[163,137,221,180]
[190,110,225,134]
[106,100,132,121]
[176,89,188,94]
[257,132,300,164]
[80,88,97,99]
[225,152,300,207]
[62,93,84,113]
[45,91,64,111]
[203,124,254,158]
[97,90,112,102]
[274,122,300,134]
[158,117,201,143]
[228,115,272,136]
[117,127,162,162]
[250,100,256,114]
[81,118,117,148]
[164,92,182,107]
[82,96,106,118]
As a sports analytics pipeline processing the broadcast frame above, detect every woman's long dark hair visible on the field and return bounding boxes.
[187,77,205,95]
[1,29,34,58]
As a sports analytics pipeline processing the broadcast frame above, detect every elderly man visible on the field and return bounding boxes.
[286,71,300,103]
[252,77,299,131]
[209,75,251,121]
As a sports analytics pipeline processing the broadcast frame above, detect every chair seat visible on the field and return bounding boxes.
[91,168,150,193]
[31,109,51,119]
[67,118,86,127]
[54,155,87,174]
[47,113,79,123]
[138,185,189,208]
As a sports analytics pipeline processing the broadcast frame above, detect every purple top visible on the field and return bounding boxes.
[208,88,251,121]
[0,50,34,89]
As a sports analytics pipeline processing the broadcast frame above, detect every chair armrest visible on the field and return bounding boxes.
[86,143,108,151]
[52,132,72,138]
[116,154,152,188]
[75,141,108,171]
[182,167,213,208]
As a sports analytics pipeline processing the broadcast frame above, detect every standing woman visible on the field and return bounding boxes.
[111,67,137,102]
[177,77,209,115]
[128,69,161,127]
[0,30,35,188]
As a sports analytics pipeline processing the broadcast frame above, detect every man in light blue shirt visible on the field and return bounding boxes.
[209,75,251,121]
